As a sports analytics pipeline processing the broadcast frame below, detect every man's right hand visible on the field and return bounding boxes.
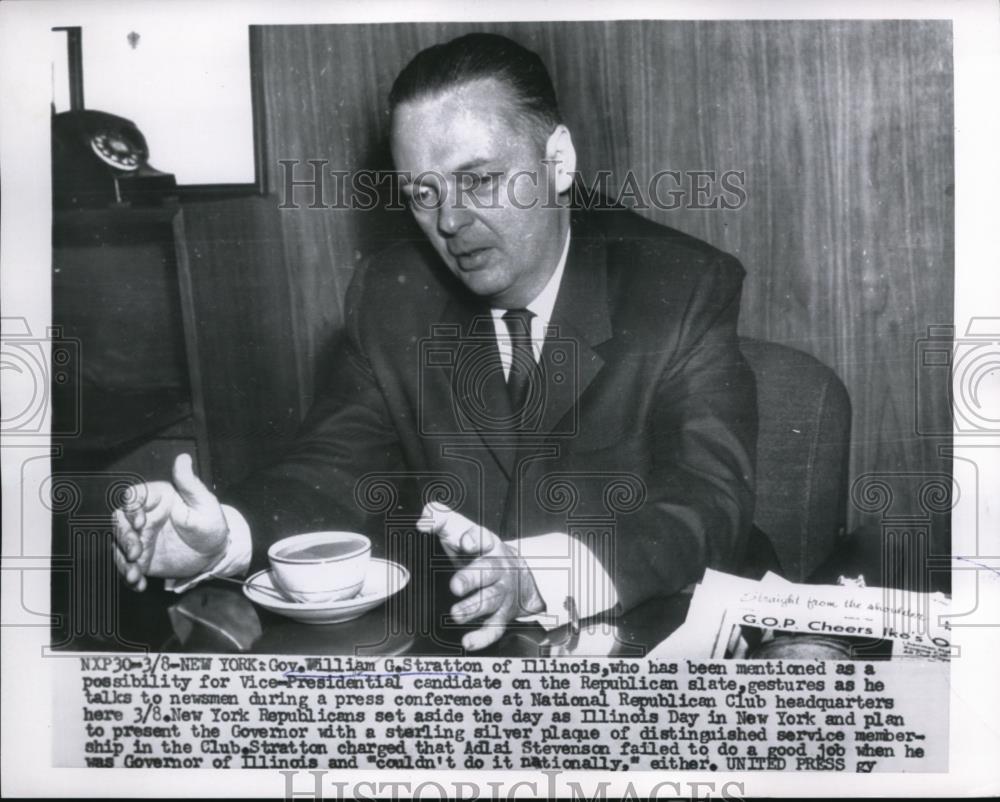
[113,454,229,591]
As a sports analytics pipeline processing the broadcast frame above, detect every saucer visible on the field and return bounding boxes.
[242,558,409,624]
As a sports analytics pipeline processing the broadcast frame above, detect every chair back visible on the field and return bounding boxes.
[739,337,852,580]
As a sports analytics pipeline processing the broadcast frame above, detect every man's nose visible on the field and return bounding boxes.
[436,194,473,237]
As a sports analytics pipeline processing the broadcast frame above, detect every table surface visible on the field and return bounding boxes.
[53,562,692,659]
[51,527,931,658]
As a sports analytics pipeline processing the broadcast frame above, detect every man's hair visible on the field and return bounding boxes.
[388,32,562,147]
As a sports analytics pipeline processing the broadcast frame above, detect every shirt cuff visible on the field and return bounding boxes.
[513,532,619,631]
[164,505,254,594]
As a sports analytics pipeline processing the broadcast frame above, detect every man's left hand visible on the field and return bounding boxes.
[418,502,545,651]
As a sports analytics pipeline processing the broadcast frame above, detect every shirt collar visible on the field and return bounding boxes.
[490,230,571,327]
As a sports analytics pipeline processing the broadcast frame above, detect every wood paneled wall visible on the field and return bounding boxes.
[253,20,953,539]
[180,196,305,486]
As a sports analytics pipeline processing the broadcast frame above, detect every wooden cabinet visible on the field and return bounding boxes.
[49,195,303,648]
[52,195,304,493]
[52,201,211,483]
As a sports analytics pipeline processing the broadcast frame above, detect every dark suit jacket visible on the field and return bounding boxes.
[227,206,757,614]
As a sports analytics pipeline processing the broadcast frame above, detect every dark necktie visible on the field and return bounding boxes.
[502,308,537,417]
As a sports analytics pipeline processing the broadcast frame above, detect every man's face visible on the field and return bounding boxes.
[390,79,568,309]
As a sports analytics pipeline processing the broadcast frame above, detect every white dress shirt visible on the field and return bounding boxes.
[489,231,569,378]
[169,230,619,630]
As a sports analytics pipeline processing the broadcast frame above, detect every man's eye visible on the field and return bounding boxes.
[472,173,498,191]
[456,172,496,193]
[405,185,437,208]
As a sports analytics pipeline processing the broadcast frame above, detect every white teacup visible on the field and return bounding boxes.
[268,532,371,604]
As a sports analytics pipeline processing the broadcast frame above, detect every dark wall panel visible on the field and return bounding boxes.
[254,20,953,536]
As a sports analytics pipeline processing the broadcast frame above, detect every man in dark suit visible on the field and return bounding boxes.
[113,33,757,651]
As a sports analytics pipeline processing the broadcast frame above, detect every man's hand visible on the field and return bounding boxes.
[418,502,545,651]
[113,454,229,591]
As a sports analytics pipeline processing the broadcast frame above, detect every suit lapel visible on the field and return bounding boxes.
[536,216,613,437]
[503,218,614,537]
[434,294,519,479]
[428,211,614,480]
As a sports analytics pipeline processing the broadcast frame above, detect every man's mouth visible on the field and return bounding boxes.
[451,246,493,268]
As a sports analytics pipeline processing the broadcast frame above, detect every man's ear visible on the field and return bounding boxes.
[544,124,577,195]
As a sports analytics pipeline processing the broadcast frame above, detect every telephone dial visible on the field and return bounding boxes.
[52,109,177,208]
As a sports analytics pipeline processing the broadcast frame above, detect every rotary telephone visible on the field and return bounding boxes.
[52,109,177,208]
